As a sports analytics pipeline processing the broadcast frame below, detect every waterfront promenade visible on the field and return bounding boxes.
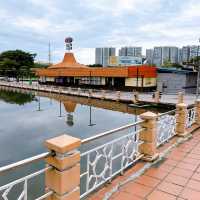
[0,81,197,106]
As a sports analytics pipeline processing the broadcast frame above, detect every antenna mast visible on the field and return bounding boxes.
[48,41,51,65]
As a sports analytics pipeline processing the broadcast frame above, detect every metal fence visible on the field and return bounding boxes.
[186,107,196,128]
[156,110,176,147]
[80,121,144,199]
[0,152,52,200]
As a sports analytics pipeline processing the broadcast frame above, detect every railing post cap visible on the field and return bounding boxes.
[140,111,157,120]
[176,103,187,108]
[196,99,200,103]
[45,134,81,154]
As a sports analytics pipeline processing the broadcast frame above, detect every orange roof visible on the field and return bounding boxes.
[63,101,77,113]
[49,53,89,69]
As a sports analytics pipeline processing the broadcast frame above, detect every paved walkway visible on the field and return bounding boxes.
[0,81,196,106]
[108,130,200,200]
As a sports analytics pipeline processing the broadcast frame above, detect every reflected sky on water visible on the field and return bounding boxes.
[0,88,139,166]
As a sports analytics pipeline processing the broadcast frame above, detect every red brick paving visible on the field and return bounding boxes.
[109,130,200,200]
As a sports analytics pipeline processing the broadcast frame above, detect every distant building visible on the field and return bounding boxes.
[119,47,142,57]
[95,47,115,67]
[151,46,179,67]
[190,45,200,60]
[179,45,200,64]
[153,47,162,67]
[170,47,179,64]
[146,49,154,65]
[178,48,183,64]
[181,46,190,63]
[162,47,170,64]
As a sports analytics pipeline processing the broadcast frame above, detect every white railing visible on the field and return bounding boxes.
[157,110,176,147]
[186,107,196,128]
[0,152,52,200]
[80,121,144,199]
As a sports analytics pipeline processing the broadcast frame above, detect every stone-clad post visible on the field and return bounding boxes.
[176,103,188,137]
[88,89,93,98]
[195,99,200,125]
[68,87,72,94]
[154,91,160,103]
[77,88,81,96]
[139,112,159,162]
[116,91,121,101]
[101,90,106,100]
[177,92,184,104]
[45,135,81,200]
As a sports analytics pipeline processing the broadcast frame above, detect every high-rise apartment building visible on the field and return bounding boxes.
[153,47,162,66]
[146,49,154,65]
[162,47,170,64]
[151,46,179,66]
[181,46,190,63]
[95,47,116,67]
[170,47,179,64]
[190,45,200,59]
[179,46,200,63]
[119,47,142,57]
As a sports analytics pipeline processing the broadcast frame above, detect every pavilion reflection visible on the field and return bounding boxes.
[63,100,77,126]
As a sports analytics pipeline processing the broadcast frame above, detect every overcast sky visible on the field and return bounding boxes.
[0,0,200,64]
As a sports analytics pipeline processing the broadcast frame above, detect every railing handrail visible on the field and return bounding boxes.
[81,120,144,144]
[0,151,51,174]
[158,109,176,117]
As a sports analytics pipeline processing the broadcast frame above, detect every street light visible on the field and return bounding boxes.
[196,38,200,99]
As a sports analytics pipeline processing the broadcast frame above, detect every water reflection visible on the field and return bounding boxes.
[0,89,36,105]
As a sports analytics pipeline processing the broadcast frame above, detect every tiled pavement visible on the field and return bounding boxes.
[109,131,200,200]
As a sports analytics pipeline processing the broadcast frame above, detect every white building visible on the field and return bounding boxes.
[151,46,179,66]
[153,47,162,66]
[119,47,142,57]
[95,47,116,67]
[146,49,154,65]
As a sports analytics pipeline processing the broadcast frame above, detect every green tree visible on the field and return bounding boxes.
[190,56,200,66]
[88,64,103,67]
[0,50,36,79]
[162,59,182,69]
[0,89,35,105]
[33,62,49,69]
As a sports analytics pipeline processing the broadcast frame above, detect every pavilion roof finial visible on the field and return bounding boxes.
[65,37,73,52]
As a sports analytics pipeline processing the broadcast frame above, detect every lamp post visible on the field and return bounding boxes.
[196,38,200,99]
[88,105,96,127]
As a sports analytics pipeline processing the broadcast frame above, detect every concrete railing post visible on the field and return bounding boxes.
[177,92,184,104]
[139,112,159,162]
[116,91,121,101]
[45,135,81,200]
[195,99,200,125]
[101,90,106,100]
[176,103,188,137]
[88,89,93,98]
[154,91,160,103]
[68,87,71,94]
[77,88,81,95]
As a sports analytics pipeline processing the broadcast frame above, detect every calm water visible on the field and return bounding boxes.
[0,88,169,199]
